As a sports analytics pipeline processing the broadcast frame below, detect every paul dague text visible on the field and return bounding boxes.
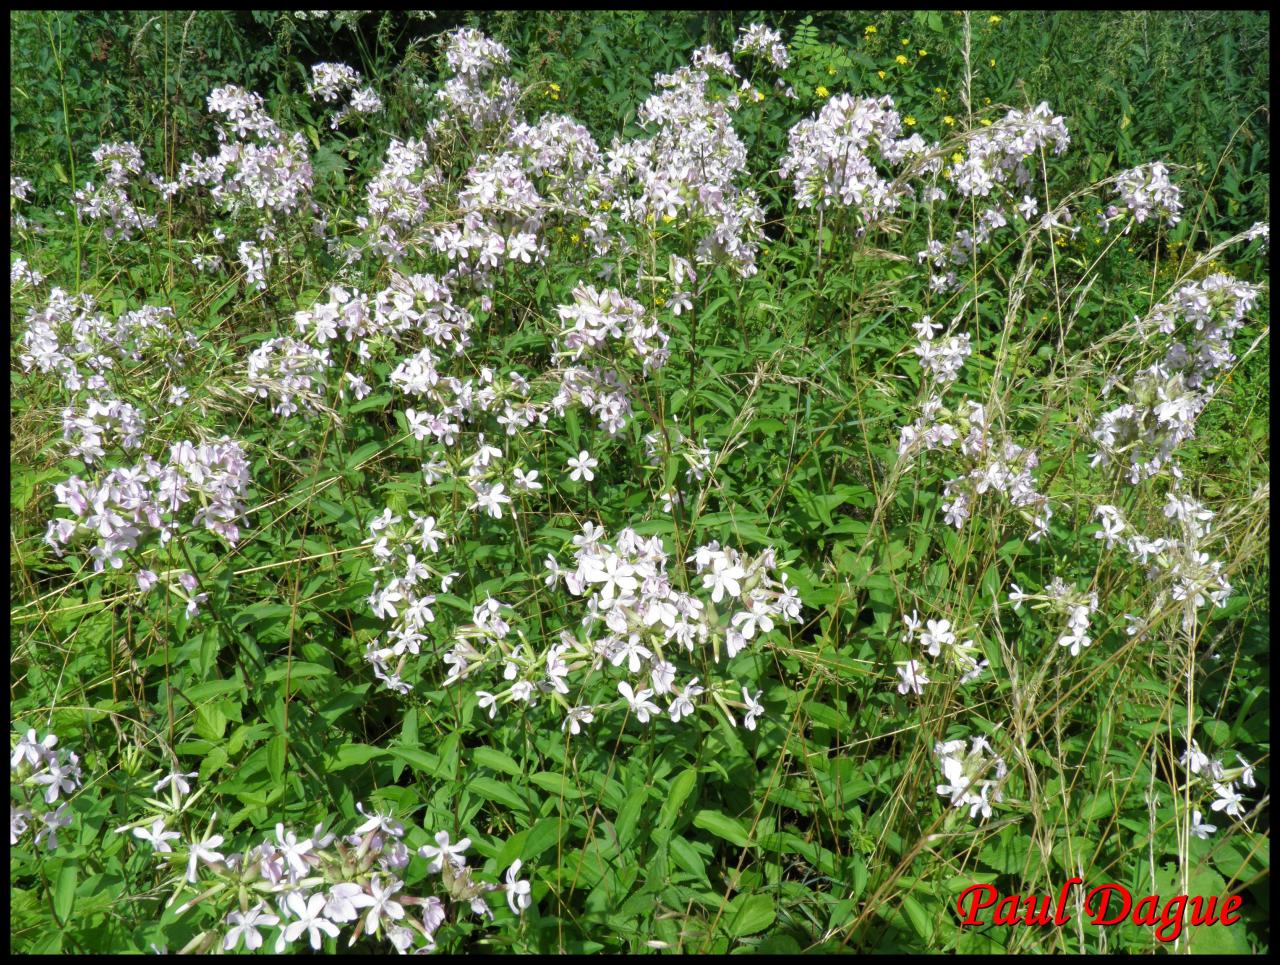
[955,878,1243,942]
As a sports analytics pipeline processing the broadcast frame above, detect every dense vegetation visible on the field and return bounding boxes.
[10,10,1269,954]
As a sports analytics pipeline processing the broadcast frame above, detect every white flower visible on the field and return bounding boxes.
[618,681,661,724]
[1209,782,1246,819]
[224,903,279,951]
[186,832,226,882]
[11,729,57,770]
[742,688,764,731]
[901,609,922,642]
[1007,583,1028,609]
[1190,810,1217,840]
[153,770,199,797]
[35,804,72,850]
[580,552,639,604]
[421,895,446,938]
[283,892,340,950]
[322,882,376,924]
[650,660,676,694]
[418,830,471,873]
[702,559,746,604]
[567,449,598,482]
[505,859,532,915]
[405,408,432,441]
[513,467,543,491]
[730,605,774,639]
[471,482,512,519]
[896,660,930,695]
[668,678,703,723]
[359,876,406,940]
[562,705,595,735]
[919,619,955,656]
[353,801,403,837]
[418,515,447,553]
[275,823,314,877]
[132,818,181,853]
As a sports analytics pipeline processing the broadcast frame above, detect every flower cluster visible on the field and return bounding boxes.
[118,786,531,954]
[356,138,442,262]
[61,397,147,464]
[46,438,252,574]
[307,62,383,128]
[245,337,333,417]
[914,102,1072,293]
[361,507,456,694]
[19,292,197,394]
[175,85,314,223]
[1106,161,1182,228]
[602,49,765,275]
[554,283,669,373]
[1007,577,1099,657]
[11,728,81,851]
[899,611,987,693]
[1091,274,1262,482]
[433,28,519,133]
[1180,740,1257,838]
[780,92,925,222]
[732,23,790,71]
[937,402,1053,541]
[1093,488,1232,632]
[438,523,796,734]
[73,141,158,241]
[934,735,1007,821]
[898,317,1051,541]
[948,102,1070,199]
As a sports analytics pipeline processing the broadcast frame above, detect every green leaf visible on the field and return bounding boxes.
[692,809,751,848]
[473,746,522,778]
[327,743,385,770]
[469,775,530,814]
[386,746,445,778]
[658,767,697,830]
[53,862,78,924]
[899,894,934,943]
[727,893,776,938]
[266,734,286,782]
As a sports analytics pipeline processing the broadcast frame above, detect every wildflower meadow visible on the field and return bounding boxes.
[9,10,1270,954]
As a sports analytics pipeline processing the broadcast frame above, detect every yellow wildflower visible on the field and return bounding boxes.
[864,24,876,35]
[904,115,916,126]
[943,115,955,126]
[989,15,1001,24]
[918,49,927,57]
[895,54,909,65]
[661,214,675,224]
[877,70,886,79]
[901,37,910,46]
[752,88,765,102]
[951,151,963,164]
[989,58,996,67]
[815,85,830,98]
[827,66,837,75]
[980,118,993,126]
